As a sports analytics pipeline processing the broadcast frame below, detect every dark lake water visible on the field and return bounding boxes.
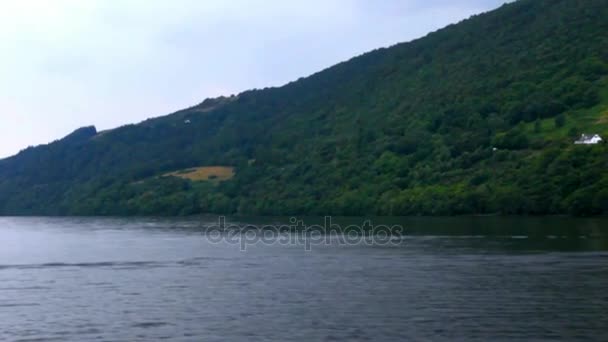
[0,216,607,341]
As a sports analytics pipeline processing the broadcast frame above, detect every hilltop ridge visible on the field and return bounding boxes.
[1,0,607,216]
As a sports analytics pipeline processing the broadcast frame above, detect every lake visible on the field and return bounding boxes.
[0,216,607,341]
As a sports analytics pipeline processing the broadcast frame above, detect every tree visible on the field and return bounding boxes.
[554,114,566,128]
[534,119,541,133]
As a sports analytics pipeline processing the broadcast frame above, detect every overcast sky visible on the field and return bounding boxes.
[0,0,506,158]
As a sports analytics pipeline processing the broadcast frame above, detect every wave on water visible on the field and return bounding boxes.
[0,256,233,271]
[0,261,167,271]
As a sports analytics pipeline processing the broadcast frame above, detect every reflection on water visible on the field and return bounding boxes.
[0,216,607,341]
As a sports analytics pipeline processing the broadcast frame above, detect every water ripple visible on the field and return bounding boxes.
[0,261,167,271]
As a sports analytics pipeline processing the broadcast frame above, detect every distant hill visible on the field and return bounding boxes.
[1,0,607,216]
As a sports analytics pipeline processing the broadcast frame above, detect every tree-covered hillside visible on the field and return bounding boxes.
[1,0,608,216]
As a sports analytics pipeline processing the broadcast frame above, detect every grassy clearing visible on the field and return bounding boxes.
[164,166,235,182]
[523,77,608,143]
[597,108,608,124]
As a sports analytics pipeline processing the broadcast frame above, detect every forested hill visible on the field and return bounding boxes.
[1,0,608,216]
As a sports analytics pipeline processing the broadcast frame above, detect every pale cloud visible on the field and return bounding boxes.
[0,0,506,158]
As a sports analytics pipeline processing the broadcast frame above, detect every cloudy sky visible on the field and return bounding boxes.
[0,0,506,158]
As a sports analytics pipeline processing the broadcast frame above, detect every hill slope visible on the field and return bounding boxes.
[1,0,608,216]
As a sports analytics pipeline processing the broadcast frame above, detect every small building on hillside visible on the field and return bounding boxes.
[574,134,603,145]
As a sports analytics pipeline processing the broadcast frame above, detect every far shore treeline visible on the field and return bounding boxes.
[1,0,607,217]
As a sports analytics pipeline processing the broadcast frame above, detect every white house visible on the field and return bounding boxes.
[574,134,603,145]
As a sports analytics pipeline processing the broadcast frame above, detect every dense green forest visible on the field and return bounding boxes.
[1,0,608,216]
